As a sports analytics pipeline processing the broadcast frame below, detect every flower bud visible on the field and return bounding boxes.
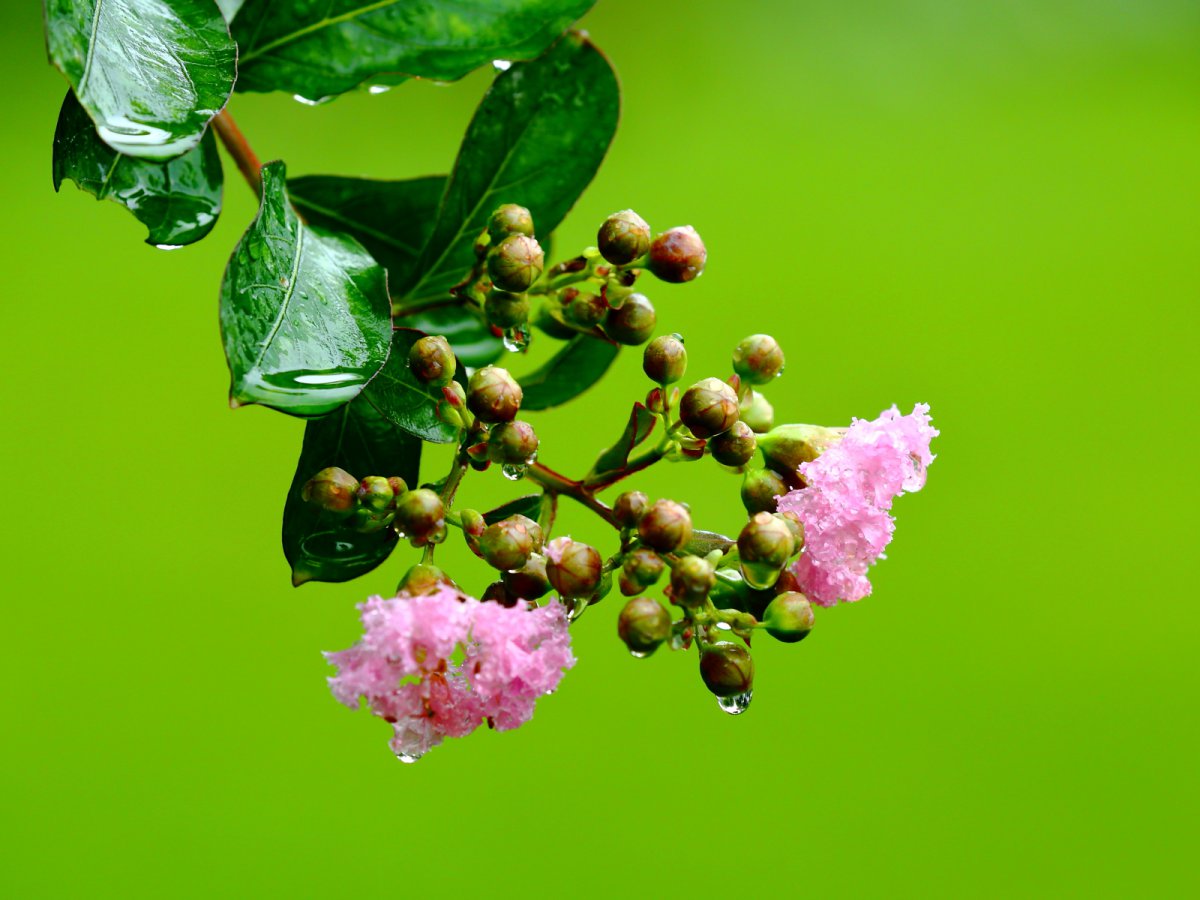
[350,507,396,534]
[618,572,641,596]
[698,642,754,697]
[613,490,648,528]
[508,514,544,552]
[604,292,656,345]
[487,420,539,465]
[617,597,672,656]
[393,488,445,545]
[484,289,530,330]
[503,554,551,600]
[481,580,518,607]
[623,547,666,587]
[737,512,795,590]
[679,377,739,438]
[597,209,652,266]
[763,592,815,643]
[544,537,603,600]
[758,424,844,482]
[386,476,408,499]
[740,467,787,514]
[488,234,544,292]
[647,226,706,283]
[397,563,453,596]
[732,334,785,385]
[487,203,535,243]
[356,475,395,512]
[775,511,805,551]
[642,334,688,385]
[301,467,359,516]
[565,291,608,328]
[709,420,758,467]
[459,508,486,539]
[670,554,716,606]
[466,365,523,423]
[637,499,693,552]
[740,390,775,434]
[479,518,536,571]
[408,335,456,388]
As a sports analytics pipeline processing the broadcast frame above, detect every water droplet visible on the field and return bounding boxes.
[292,94,333,106]
[367,85,391,95]
[395,750,422,763]
[629,649,652,659]
[492,59,513,71]
[501,463,528,481]
[154,243,184,251]
[502,324,531,351]
[775,367,785,378]
[717,690,753,716]
[715,621,732,631]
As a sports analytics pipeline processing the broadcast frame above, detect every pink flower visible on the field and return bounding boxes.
[776,404,937,606]
[325,587,575,762]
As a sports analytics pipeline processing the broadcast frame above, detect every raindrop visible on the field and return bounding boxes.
[501,463,528,481]
[292,94,332,106]
[395,750,422,763]
[629,649,652,659]
[715,621,732,631]
[717,690,753,716]
[502,324,531,352]
[492,59,513,71]
[367,85,391,95]
[154,243,184,251]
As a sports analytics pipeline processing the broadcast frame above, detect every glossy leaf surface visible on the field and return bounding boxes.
[586,402,656,484]
[282,402,421,585]
[358,329,460,444]
[400,32,619,302]
[518,335,619,411]
[482,494,543,525]
[220,162,393,417]
[52,91,222,248]
[43,0,236,160]
[233,0,595,98]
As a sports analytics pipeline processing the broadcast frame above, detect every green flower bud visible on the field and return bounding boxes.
[545,538,603,599]
[613,490,648,528]
[642,334,688,385]
[301,467,359,516]
[565,291,608,328]
[397,563,453,596]
[408,335,456,388]
[758,424,844,483]
[508,514,544,552]
[732,334,785,385]
[488,234,544,292]
[597,209,652,266]
[487,203,535,243]
[604,292,657,345]
[484,290,530,330]
[386,476,409,500]
[503,554,552,601]
[740,390,775,434]
[647,226,706,283]
[737,512,795,590]
[679,377,739,438]
[699,642,755,698]
[741,467,787,514]
[623,547,666,587]
[618,571,641,596]
[479,518,536,572]
[467,366,523,423]
[763,592,815,643]
[459,508,486,539]
[350,507,396,534]
[356,475,395,512]
[775,511,805,551]
[637,499,693,552]
[709,420,758,467]
[670,554,716,606]
[617,597,672,656]
[393,488,445,545]
[487,420,539,465]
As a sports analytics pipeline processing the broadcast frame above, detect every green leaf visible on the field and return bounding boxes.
[519,335,619,411]
[585,402,657,484]
[283,401,421,586]
[686,531,735,557]
[482,494,543,525]
[400,31,619,302]
[220,161,393,418]
[52,91,222,248]
[357,329,460,444]
[288,173,504,367]
[233,0,596,98]
[43,0,236,160]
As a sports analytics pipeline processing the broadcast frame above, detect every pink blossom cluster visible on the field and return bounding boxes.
[325,586,575,762]
[776,404,937,606]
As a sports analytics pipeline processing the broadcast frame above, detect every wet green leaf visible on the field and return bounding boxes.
[518,335,619,411]
[586,402,657,484]
[400,32,619,302]
[283,401,421,586]
[358,329,461,444]
[52,91,222,248]
[43,0,236,160]
[220,161,393,418]
[233,0,595,98]
[482,494,543,525]
[686,531,736,557]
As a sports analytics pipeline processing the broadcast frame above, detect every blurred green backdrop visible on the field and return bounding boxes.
[3,1,1196,896]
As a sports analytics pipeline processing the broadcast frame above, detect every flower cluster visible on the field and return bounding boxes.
[777,404,938,606]
[326,586,575,761]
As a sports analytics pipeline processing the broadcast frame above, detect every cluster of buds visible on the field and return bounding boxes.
[302,467,447,547]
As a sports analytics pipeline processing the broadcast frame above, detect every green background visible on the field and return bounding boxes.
[3,1,1196,895]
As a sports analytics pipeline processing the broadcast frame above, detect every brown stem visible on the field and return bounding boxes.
[585,446,666,491]
[524,462,618,528]
[212,110,262,197]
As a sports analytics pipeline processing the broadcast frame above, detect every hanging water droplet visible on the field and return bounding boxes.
[154,243,184,251]
[292,94,332,106]
[502,324,531,352]
[629,648,652,659]
[501,463,528,481]
[715,621,732,631]
[492,59,513,71]
[717,690,753,715]
[775,366,785,378]
[367,84,391,95]
[395,750,422,763]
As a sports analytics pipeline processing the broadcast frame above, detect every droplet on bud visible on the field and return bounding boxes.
[717,690,753,715]
[501,463,528,480]
[502,324,531,351]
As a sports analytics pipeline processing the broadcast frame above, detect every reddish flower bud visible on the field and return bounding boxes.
[393,488,445,545]
[669,554,715,606]
[487,203,535,243]
[467,365,523,423]
[740,467,787,514]
[503,554,552,600]
[487,420,539,465]
[617,597,672,656]
[396,563,453,596]
[623,547,665,587]
[604,292,657,345]
[613,490,648,528]
[637,499,693,552]
[544,537,603,599]
[709,420,758,467]
[732,334,785,385]
[680,377,739,438]
[488,234,544,292]
[643,334,688,385]
[565,291,608,328]
[737,512,795,590]
[484,289,530,330]
[597,209,652,266]
[408,334,456,388]
[301,467,359,516]
[699,642,755,698]
[356,475,395,512]
[479,517,536,571]
[647,226,706,283]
